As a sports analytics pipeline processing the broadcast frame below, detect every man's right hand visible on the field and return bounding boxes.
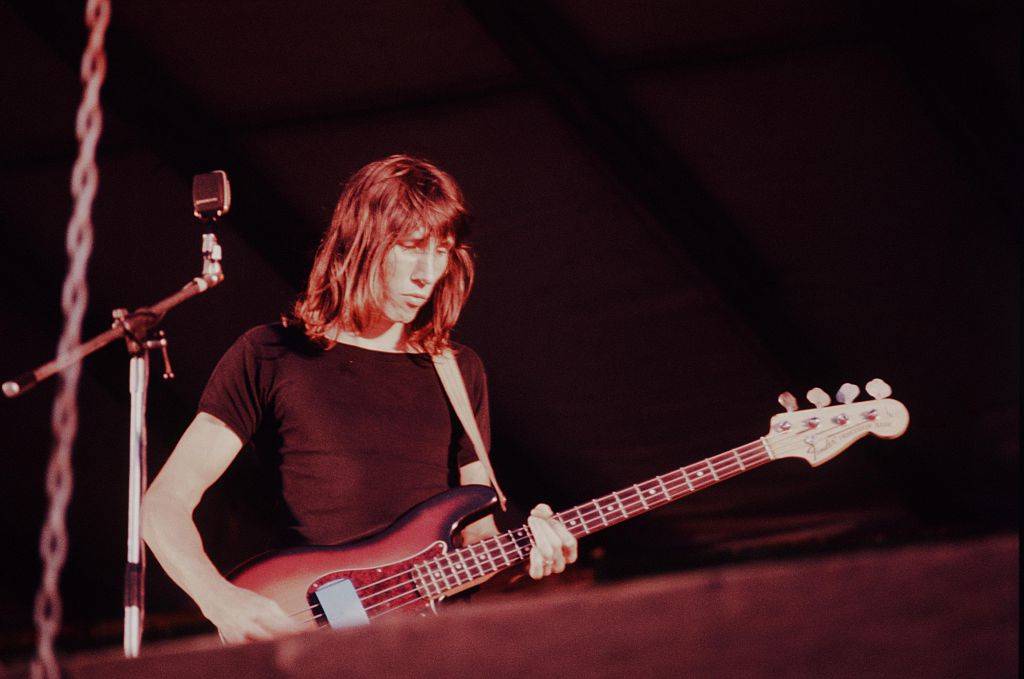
[200,583,303,644]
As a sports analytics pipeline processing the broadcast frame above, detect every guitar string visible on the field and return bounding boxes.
[359,407,869,615]
[356,447,771,616]
[283,523,543,618]
[285,443,771,619]
[290,436,791,620]
[309,436,833,623]
[289,414,870,621]
[359,453,771,620]
[407,443,771,588]
[315,440,769,603]
[292,432,797,620]
[298,445,776,620]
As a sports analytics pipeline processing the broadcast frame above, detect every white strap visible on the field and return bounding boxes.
[432,350,507,510]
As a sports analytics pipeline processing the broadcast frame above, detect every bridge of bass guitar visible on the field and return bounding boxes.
[305,542,446,630]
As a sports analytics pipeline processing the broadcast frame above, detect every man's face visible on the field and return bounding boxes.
[380,230,451,324]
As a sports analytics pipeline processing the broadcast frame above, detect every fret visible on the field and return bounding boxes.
[430,561,450,591]
[474,544,488,572]
[445,553,461,585]
[522,527,535,558]
[610,491,626,521]
[442,553,462,588]
[746,445,767,465]
[499,536,520,569]
[734,449,746,471]
[598,497,613,524]
[458,545,476,580]
[477,541,493,576]
[557,508,571,534]
[634,483,649,510]
[481,538,499,572]
[622,490,636,517]
[594,500,608,527]
[707,459,720,481]
[453,552,471,586]
[495,535,513,565]
[512,528,530,559]
[446,554,464,588]
[427,565,443,599]
[576,507,592,534]
[492,536,511,568]
[412,563,436,599]
[561,507,584,534]
[719,452,741,476]
[689,463,713,488]
[655,475,671,500]
[742,444,763,465]
[466,542,485,578]
[677,470,693,493]
[480,539,498,571]
[610,497,626,522]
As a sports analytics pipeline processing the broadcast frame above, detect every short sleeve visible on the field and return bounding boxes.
[198,331,270,444]
[452,345,491,468]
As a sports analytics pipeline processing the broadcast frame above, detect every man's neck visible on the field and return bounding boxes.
[326,318,410,353]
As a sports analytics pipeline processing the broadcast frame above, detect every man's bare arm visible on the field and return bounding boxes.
[458,461,500,544]
[142,412,299,642]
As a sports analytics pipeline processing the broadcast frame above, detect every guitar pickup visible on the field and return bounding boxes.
[312,578,370,629]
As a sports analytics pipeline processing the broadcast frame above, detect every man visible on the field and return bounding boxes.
[142,155,577,644]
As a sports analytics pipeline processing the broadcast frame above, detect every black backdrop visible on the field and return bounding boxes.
[0,0,1018,660]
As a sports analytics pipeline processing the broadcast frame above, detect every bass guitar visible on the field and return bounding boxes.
[228,379,908,631]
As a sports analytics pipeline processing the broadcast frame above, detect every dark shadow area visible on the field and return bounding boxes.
[0,0,1017,664]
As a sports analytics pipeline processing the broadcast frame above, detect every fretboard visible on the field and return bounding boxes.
[412,439,772,598]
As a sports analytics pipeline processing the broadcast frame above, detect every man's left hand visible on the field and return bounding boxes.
[527,503,578,579]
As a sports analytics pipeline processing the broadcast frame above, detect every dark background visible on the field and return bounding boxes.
[0,0,1018,661]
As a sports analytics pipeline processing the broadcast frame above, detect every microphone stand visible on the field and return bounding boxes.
[3,230,224,658]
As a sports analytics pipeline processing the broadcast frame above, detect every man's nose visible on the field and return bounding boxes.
[411,251,438,285]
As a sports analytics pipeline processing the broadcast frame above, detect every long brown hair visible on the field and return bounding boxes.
[290,155,474,354]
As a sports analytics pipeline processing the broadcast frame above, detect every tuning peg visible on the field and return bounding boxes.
[806,387,830,408]
[777,391,798,413]
[835,383,860,404]
[865,378,892,399]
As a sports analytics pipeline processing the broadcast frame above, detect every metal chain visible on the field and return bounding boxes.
[31,1,110,677]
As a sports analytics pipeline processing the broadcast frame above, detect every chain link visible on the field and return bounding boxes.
[31,1,110,677]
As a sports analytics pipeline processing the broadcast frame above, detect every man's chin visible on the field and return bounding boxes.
[383,306,419,325]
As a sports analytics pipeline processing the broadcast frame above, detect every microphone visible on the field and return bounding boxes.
[191,171,228,281]
[192,170,231,223]
[4,173,231,399]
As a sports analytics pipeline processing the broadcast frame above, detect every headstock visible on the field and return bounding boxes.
[764,379,909,466]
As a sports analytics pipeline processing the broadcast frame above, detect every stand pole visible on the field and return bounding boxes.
[3,209,225,660]
[124,351,149,657]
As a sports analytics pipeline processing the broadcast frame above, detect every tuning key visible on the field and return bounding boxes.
[865,378,892,399]
[806,387,830,408]
[777,391,798,413]
[835,383,860,404]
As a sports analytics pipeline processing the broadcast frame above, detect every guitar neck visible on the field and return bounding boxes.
[553,438,772,538]
[414,439,772,598]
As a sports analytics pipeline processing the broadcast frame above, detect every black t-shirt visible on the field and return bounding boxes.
[198,323,488,546]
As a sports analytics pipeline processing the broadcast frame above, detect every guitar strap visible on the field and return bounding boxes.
[431,350,507,511]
